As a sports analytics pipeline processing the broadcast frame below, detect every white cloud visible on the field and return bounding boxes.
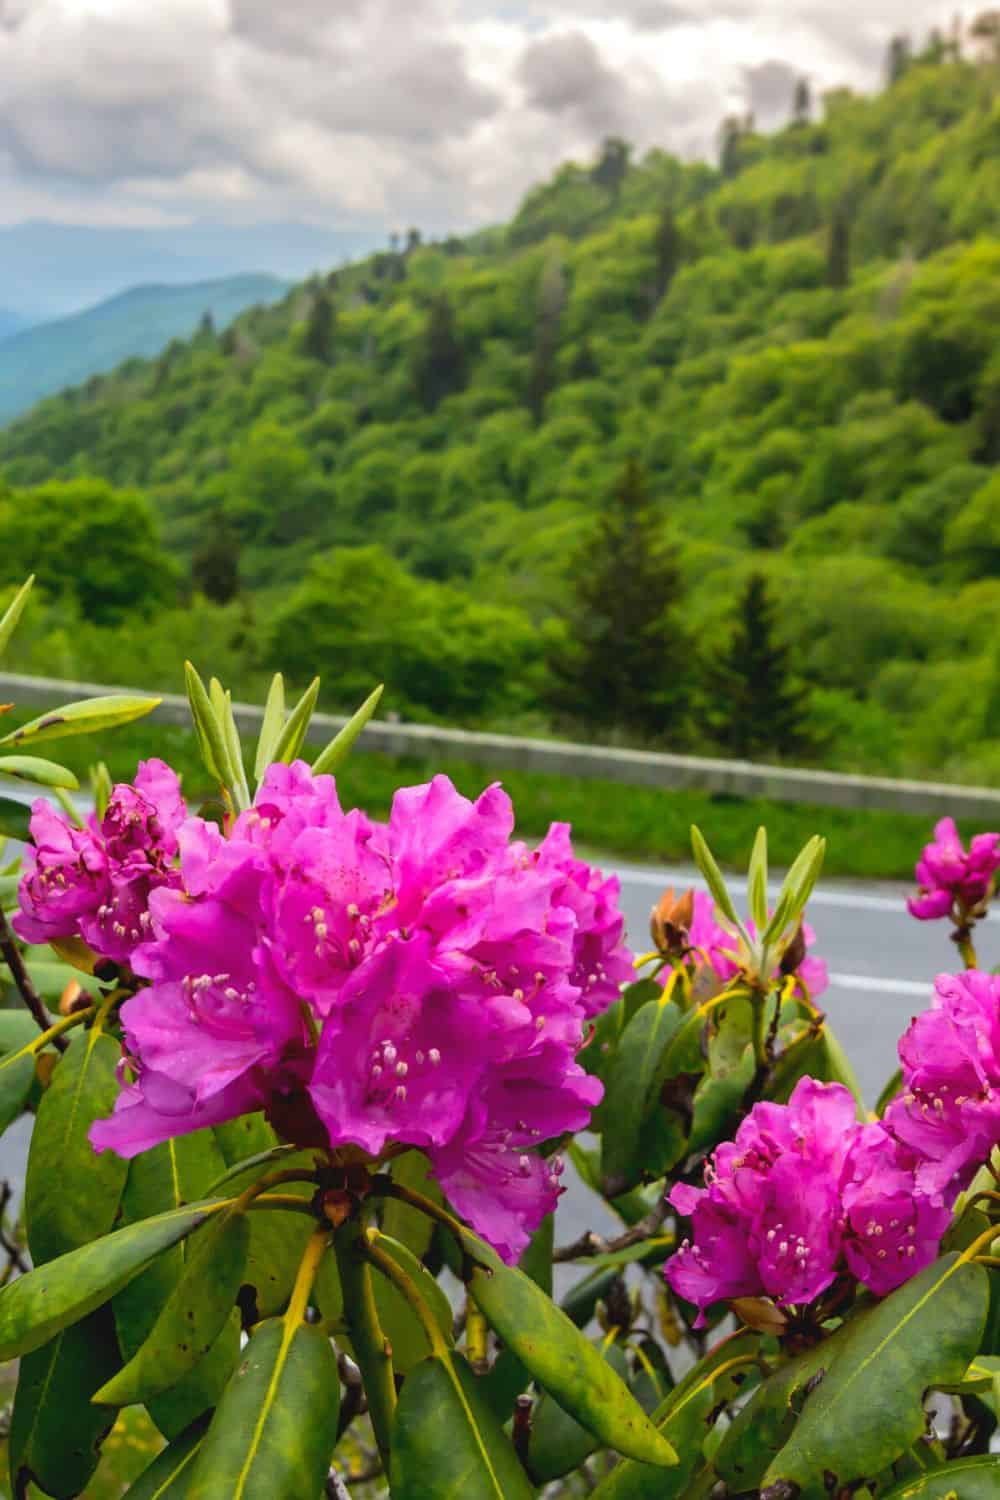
[0,0,984,230]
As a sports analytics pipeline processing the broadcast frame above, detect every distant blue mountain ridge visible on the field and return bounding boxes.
[0,273,291,426]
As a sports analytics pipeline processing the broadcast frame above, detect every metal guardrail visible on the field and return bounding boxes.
[2,671,999,820]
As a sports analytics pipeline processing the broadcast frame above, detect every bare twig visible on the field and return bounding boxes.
[0,904,66,1050]
[335,1349,365,1440]
[553,1198,668,1264]
[0,1180,28,1280]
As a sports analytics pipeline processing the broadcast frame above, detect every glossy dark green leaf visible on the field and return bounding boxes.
[0,753,79,788]
[527,1340,630,1483]
[0,793,31,840]
[879,1456,1000,1498]
[25,1026,127,1263]
[8,1307,120,1500]
[0,1200,222,1360]
[98,1211,250,1407]
[713,1329,840,1489]
[390,1351,535,1500]
[311,683,384,774]
[0,693,161,748]
[591,1328,759,1500]
[186,1317,339,1500]
[763,1254,989,1494]
[463,1229,678,1468]
[113,1130,239,1439]
[370,1232,454,1374]
[600,991,685,1196]
[122,1415,211,1500]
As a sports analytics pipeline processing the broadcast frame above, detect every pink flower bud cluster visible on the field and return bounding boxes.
[907,817,1000,923]
[687,890,829,999]
[19,763,633,1263]
[665,1078,950,1324]
[15,760,187,963]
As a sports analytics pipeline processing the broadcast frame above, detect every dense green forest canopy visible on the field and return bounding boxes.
[4,40,1000,782]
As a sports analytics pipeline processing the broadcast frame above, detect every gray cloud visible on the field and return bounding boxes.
[744,60,805,126]
[519,31,635,135]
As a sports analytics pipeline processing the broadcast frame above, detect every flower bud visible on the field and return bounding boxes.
[779,923,808,977]
[651,886,695,955]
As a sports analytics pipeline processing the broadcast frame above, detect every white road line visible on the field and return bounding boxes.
[613,865,916,916]
[827,973,929,997]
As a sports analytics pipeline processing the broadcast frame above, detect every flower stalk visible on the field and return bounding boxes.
[334,1213,398,1468]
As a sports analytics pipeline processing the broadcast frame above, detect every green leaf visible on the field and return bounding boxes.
[876,1065,904,1118]
[390,1351,535,1500]
[763,1253,989,1494]
[254,673,286,781]
[600,990,686,1197]
[113,1130,238,1440]
[0,754,79,788]
[212,680,251,811]
[25,1025,127,1263]
[527,1339,630,1483]
[713,1327,836,1490]
[878,1456,1000,1498]
[590,1329,759,1500]
[0,1200,221,1360]
[0,1010,40,1053]
[184,661,228,785]
[0,693,161,748]
[271,676,320,765]
[97,1211,250,1407]
[0,574,34,657]
[462,1229,678,1469]
[122,1415,211,1500]
[0,1046,34,1133]
[747,825,768,929]
[690,826,743,932]
[381,1149,441,1261]
[186,1317,339,1500]
[8,1307,120,1500]
[369,1232,454,1374]
[0,794,31,840]
[765,835,824,942]
[311,683,384,775]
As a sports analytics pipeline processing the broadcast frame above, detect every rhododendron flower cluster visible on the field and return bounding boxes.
[687,890,829,999]
[666,1078,949,1323]
[885,970,1000,1197]
[907,817,1000,923]
[15,759,187,964]
[18,763,633,1262]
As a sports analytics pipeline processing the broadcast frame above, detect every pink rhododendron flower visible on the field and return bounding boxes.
[685,891,828,999]
[885,970,1000,1196]
[665,1078,945,1324]
[15,759,187,963]
[907,817,1000,922]
[81,766,630,1262]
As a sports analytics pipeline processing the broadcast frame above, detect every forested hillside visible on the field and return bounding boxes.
[5,39,1000,783]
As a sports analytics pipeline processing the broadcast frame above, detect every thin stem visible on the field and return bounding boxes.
[957,934,979,970]
[28,1005,95,1053]
[335,1215,397,1469]
[0,904,67,1049]
[553,1198,669,1263]
[246,1194,319,1217]
[364,1230,449,1357]
[286,1226,331,1329]
[465,1300,489,1372]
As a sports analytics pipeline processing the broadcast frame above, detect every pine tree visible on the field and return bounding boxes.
[303,291,336,363]
[590,136,631,198]
[546,460,694,743]
[886,34,912,84]
[701,573,815,761]
[792,77,812,125]
[413,294,466,411]
[653,203,680,304]
[827,203,851,288]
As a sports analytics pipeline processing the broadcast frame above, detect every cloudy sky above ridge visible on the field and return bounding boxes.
[0,0,984,232]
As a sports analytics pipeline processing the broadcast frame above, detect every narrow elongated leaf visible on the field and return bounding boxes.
[879,1456,1000,1498]
[747,826,768,929]
[390,1351,535,1500]
[271,676,320,765]
[463,1230,677,1468]
[600,992,685,1197]
[9,1307,120,1500]
[254,673,286,781]
[0,693,161,748]
[0,794,31,840]
[528,1340,630,1483]
[123,1416,211,1500]
[0,1046,35,1133]
[311,684,384,775]
[0,1200,222,1360]
[0,754,79,788]
[184,661,227,784]
[186,1317,339,1500]
[0,574,34,656]
[763,1253,989,1494]
[25,1026,127,1263]
[690,826,742,930]
[370,1232,454,1374]
[213,681,251,811]
[97,1211,250,1407]
[113,1130,238,1439]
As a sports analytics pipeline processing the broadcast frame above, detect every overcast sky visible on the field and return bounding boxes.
[0,1,984,232]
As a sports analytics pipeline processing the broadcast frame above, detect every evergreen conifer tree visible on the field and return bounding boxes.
[546,460,693,743]
[793,77,812,124]
[653,203,680,303]
[413,294,466,411]
[528,256,566,424]
[702,572,815,761]
[303,291,336,364]
[827,203,851,288]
